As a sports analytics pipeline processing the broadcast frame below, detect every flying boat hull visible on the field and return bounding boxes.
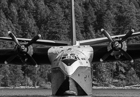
[48,46,93,96]
[51,66,92,96]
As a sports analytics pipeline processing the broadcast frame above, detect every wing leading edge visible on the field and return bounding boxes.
[0,32,69,65]
[0,37,69,46]
[77,30,140,45]
[0,29,140,65]
[0,31,70,65]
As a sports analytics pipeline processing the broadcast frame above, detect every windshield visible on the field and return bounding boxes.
[61,53,78,60]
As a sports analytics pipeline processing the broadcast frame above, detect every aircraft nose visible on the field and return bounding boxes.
[60,59,79,76]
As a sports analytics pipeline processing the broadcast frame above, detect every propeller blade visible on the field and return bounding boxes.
[8,31,20,47]
[18,55,26,64]
[25,34,41,47]
[26,53,38,67]
[121,29,134,42]
[100,50,113,62]
[101,29,113,42]
[120,49,134,63]
[4,54,17,64]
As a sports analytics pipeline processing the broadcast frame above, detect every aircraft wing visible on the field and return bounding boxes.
[0,37,69,46]
[77,31,140,45]
[0,47,51,65]
[0,32,70,65]
[92,43,140,62]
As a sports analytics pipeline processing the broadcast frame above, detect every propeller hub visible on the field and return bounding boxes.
[112,41,122,51]
[26,45,33,56]
[6,31,40,66]
[21,45,28,52]
[18,44,33,56]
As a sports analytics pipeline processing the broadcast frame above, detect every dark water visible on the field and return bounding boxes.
[0,95,136,97]
[0,88,139,97]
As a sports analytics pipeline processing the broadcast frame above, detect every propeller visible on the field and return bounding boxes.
[100,29,134,63]
[101,29,113,42]
[5,31,41,67]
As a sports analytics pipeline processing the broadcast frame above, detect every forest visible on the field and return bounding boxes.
[0,0,140,88]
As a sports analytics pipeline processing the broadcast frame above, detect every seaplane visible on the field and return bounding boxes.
[0,0,140,96]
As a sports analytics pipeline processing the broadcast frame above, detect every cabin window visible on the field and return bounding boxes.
[61,53,78,60]
[61,54,68,60]
[70,54,77,60]
[62,56,66,60]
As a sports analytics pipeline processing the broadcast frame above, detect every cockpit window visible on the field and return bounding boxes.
[61,54,68,60]
[70,54,77,60]
[62,56,66,60]
[61,53,78,60]
[70,53,75,56]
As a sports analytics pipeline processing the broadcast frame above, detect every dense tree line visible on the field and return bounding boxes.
[0,0,140,87]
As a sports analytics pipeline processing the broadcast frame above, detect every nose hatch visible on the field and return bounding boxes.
[56,77,87,96]
[62,59,76,66]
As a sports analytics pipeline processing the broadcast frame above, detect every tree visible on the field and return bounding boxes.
[0,64,10,86]
[82,2,96,39]
[92,0,107,33]
[25,0,36,13]
[0,10,8,36]
[9,65,24,87]
[113,0,138,34]
[45,2,69,41]
[0,0,8,10]
[103,10,115,34]
[18,8,38,38]
[12,0,26,8]
[95,62,113,86]
[9,3,18,24]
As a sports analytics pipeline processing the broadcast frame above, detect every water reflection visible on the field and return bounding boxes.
[19,96,92,97]
[50,96,92,97]
[0,88,140,97]
[10,95,138,97]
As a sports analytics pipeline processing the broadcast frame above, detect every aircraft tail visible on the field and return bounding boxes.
[70,0,76,45]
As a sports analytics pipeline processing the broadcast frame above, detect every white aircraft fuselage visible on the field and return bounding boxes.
[48,45,93,96]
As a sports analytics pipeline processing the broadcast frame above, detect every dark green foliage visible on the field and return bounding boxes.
[0,0,140,87]
[1,0,140,40]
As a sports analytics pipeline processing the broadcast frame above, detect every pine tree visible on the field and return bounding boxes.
[103,10,115,34]
[9,65,24,87]
[0,0,8,10]
[83,2,96,39]
[0,64,10,86]
[45,1,69,41]
[0,10,8,36]
[9,3,18,24]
